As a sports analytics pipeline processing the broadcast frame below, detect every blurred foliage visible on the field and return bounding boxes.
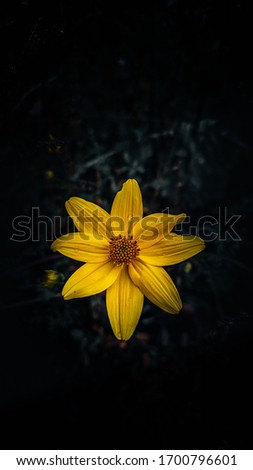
[0,0,252,449]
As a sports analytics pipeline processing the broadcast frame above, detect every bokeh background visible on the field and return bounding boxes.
[1,0,252,449]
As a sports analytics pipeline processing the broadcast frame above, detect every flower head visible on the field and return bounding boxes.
[51,179,205,340]
[43,269,62,288]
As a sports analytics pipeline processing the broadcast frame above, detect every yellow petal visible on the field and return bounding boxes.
[139,234,205,266]
[106,266,144,340]
[65,197,111,240]
[129,260,182,314]
[51,232,109,263]
[133,212,186,249]
[110,179,143,236]
[62,261,122,300]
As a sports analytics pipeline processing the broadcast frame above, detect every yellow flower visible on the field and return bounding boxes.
[184,262,192,273]
[51,179,205,340]
[45,169,54,181]
[43,269,61,288]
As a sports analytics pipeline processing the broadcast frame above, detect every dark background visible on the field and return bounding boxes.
[1,0,252,449]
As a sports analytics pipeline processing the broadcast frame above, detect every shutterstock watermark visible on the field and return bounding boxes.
[10,206,242,243]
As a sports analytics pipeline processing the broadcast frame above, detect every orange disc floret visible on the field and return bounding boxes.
[109,235,140,265]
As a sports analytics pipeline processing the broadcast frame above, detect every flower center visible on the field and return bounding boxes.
[109,235,140,265]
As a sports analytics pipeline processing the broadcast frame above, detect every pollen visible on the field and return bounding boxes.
[109,235,140,265]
